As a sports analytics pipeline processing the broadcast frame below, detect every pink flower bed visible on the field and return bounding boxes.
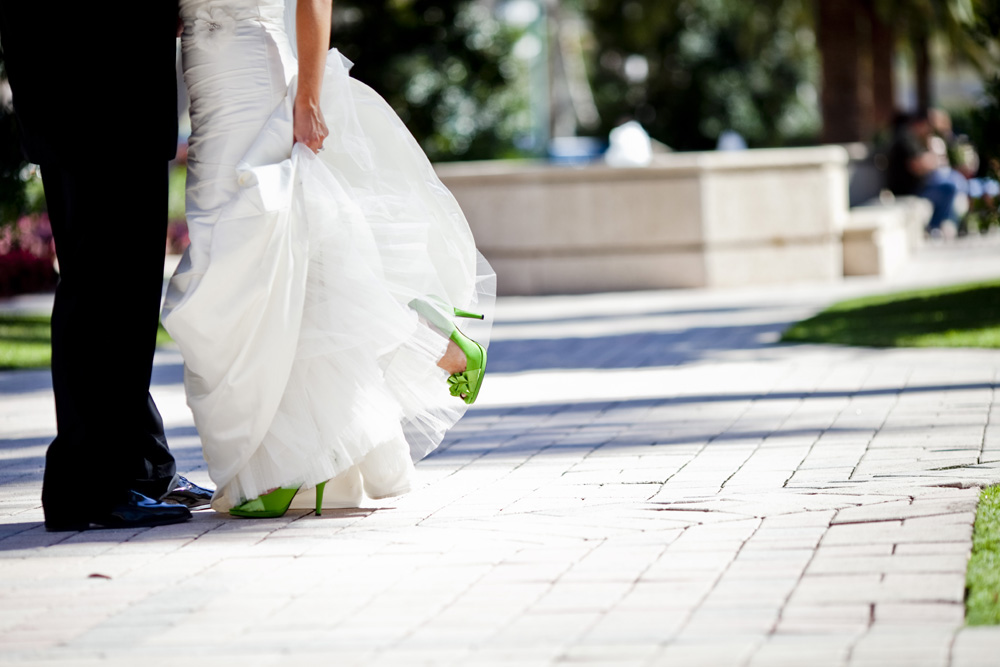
[0,214,57,297]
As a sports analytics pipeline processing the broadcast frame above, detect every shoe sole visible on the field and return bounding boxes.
[161,497,213,510]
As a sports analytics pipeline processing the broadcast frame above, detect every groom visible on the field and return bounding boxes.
[0,1,212,530]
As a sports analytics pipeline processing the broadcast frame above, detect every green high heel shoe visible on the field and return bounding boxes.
[449,309,487,405]
[229,481,328,518]
[409,299,488,405]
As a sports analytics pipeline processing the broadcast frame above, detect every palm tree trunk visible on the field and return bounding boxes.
[913,27,932,112]
[817,0,875,143]
[870,3,895,130]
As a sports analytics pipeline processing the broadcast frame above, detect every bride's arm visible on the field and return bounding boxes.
[294,0,332,152]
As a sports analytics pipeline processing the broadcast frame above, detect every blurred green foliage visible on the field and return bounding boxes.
[0,53,45,226]
[585,0,820,150]
[953,75,1000,232]
[0,109,28,224]
[890,0,996,66]
[966,77,1000,177]
[331,0,531,161]
[973,0,1000,36]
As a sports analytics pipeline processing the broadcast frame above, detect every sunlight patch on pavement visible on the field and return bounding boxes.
[472,362,788,409]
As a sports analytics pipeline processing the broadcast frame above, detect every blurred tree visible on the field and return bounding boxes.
[585,0,819,151]
[884,0,992,111]
[966,75,1000,173]
[974,0,1000,34]
[817,0,995,143]
[816,0,876,143]
[330,0,530,161]
[870,3,895,130]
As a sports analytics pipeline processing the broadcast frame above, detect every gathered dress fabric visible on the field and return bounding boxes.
[163,0,495,512]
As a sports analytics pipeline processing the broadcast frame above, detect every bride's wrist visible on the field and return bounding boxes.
[294,92,322,111]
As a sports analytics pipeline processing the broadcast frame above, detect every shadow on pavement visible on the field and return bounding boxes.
[428,380,997,459]
[0,369,52,395]
[487,322,795,373]
[0,427,208,483]
[494,304,778,328]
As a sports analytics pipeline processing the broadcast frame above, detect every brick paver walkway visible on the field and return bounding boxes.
[4,239,1000,666]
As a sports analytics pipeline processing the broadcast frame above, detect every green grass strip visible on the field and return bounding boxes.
[968,485,1000,625]
[0,312,173,370]
[781,278,1000,348]
[0,314,52,369]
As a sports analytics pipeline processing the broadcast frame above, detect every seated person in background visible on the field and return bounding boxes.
[886,111,958,234]
[929,107,1000,212]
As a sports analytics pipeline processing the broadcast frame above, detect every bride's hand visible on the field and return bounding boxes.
[294,0,331,153]
[293,99,329,153]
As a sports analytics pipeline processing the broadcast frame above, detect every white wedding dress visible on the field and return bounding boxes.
[163,0,495,511]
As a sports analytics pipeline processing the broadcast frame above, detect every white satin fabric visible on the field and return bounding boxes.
[164,0,496,511]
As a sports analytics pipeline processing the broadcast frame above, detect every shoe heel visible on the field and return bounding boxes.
[410,299,486,331]
[315,481,327,516]
[453,308,484,320]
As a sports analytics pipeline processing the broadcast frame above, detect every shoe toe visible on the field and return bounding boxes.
[97,491,192,528]
[161,476,215,509]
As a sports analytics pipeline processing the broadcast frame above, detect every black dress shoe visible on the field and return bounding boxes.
[160,475,214,509]
[45,491,192,532]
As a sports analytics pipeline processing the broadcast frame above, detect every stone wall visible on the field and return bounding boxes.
[436,146,850,295]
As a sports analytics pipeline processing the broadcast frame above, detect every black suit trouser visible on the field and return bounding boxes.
[40,158,176,524]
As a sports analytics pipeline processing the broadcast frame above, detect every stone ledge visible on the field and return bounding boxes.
[437,146,850,295]
[843,197,932,276]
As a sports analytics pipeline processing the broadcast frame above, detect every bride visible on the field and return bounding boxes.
[163,0,495,516]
